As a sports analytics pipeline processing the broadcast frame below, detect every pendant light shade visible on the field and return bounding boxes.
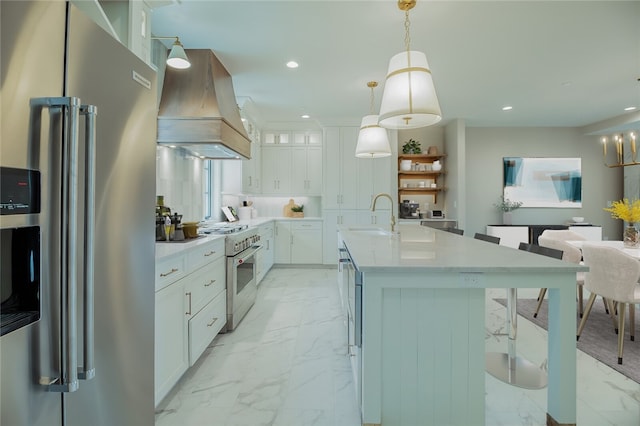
[378,1,442,129]
[356,115,391,158]
[378,50,441,129]
[355,81,391,158]
[166,38,191,69]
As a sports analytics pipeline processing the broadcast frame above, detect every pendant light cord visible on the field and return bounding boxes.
[369,86,375,114]
[404,10,411,54]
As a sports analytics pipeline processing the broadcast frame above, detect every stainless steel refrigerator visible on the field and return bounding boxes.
[1,1,156,425]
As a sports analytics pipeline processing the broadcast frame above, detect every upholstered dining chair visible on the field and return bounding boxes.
[536,230,586,318]
[578,244,640,365]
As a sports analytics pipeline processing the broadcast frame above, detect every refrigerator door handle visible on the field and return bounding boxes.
[30,97,81,393]
[78,104,97,380]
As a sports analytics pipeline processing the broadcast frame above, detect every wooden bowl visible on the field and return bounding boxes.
[182,222,199,238]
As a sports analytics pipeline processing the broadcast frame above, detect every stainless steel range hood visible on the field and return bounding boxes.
[157,49,251,159]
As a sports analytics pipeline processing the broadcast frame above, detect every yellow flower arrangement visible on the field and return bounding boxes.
[603,198,640,223]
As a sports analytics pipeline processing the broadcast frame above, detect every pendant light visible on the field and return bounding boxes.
[152,36,191,69]
[378,0,442,129]
[355,81,392,158]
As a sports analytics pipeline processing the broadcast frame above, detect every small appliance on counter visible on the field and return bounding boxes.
[427,210,445,219]
[399,200,420,219]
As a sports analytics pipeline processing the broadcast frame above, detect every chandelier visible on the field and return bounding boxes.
[601,131,639,167]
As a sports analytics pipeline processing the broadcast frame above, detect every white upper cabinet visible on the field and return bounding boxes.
[291,146,322,195]
[323,127,358,210]
[356,156,392,210]
[263,131,290,145]
[261,146,292,195]
[242,142,261,193]
[293,131,322,145]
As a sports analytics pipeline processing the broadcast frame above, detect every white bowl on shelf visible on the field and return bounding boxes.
[571,216,584,223]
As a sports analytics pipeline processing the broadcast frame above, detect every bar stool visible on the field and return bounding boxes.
[474,232,500,244]
[443,227,464,235]
[486,243,562,389]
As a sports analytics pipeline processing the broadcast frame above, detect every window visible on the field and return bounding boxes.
[203,160,212,219]
[203,160,222,221]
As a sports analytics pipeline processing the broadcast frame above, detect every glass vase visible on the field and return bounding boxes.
[502,211,512,225]
[623,223,640,248]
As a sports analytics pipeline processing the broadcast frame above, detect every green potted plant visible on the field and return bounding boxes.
[291,204,304,218]
[402,139,422,154]
[493,196,522,225]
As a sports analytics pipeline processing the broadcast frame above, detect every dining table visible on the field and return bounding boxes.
[567,240,640,259]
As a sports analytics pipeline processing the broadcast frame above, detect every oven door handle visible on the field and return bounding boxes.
[234,245,262,265]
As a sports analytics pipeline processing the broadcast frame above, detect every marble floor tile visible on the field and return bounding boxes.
[155,268,640,426]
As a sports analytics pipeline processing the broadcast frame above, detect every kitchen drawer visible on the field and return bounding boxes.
[291,221,322,231]
[187,289,226,366]
[185,256,226,316]
[155,254,187,291]
[187,238,224,272]
[259,223,274,238]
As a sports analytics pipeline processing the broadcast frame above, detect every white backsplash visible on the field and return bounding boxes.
[157,145,322,223]
[222,194,322,218]
[156,146,204,222]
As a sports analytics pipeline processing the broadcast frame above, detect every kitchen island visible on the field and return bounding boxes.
[338,224,585,426]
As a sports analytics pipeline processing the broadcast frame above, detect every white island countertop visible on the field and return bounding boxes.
[339,223,587,276]
[339,223,582,426]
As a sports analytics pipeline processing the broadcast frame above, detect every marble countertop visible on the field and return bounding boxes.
[155,233,226,261]
[339,224,588,274]
[155,216,323,260]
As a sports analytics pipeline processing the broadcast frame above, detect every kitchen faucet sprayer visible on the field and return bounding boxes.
[371,193,396,233]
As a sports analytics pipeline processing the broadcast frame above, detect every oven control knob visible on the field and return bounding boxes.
[234,243,240,252]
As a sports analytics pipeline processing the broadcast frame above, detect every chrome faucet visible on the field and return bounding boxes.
[371,193,396,233]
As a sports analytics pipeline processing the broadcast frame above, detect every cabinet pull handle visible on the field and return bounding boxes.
[185,292,192,315]
[207,317,218,327]
[204,279,215,287]
[160,268,178,277]
[204,251,216,257]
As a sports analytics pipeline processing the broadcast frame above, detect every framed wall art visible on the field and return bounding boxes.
[503,157,582,208]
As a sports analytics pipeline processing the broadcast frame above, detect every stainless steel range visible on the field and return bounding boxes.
[200,222,262,331]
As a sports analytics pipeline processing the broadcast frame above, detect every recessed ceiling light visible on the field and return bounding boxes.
[169,145,177,148]
[286,61,299,69]
[502,106,513,111]
[624,106,637,111]
[301,114,310,119]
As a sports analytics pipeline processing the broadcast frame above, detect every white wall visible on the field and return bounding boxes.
[464,127,623,240]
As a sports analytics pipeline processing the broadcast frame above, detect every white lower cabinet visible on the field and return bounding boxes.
[187,289,226,366]
[184,253,226,366]
[154,275,188,406]
[256,222,275,284]
[322,210,358,265]
[154,237,226,406]
[291,221,323,264]
[275,220,323,264]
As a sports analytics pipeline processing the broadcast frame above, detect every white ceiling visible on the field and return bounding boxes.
[151,0,640,132]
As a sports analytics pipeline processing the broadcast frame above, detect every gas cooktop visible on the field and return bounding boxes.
[198,221,249,235]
